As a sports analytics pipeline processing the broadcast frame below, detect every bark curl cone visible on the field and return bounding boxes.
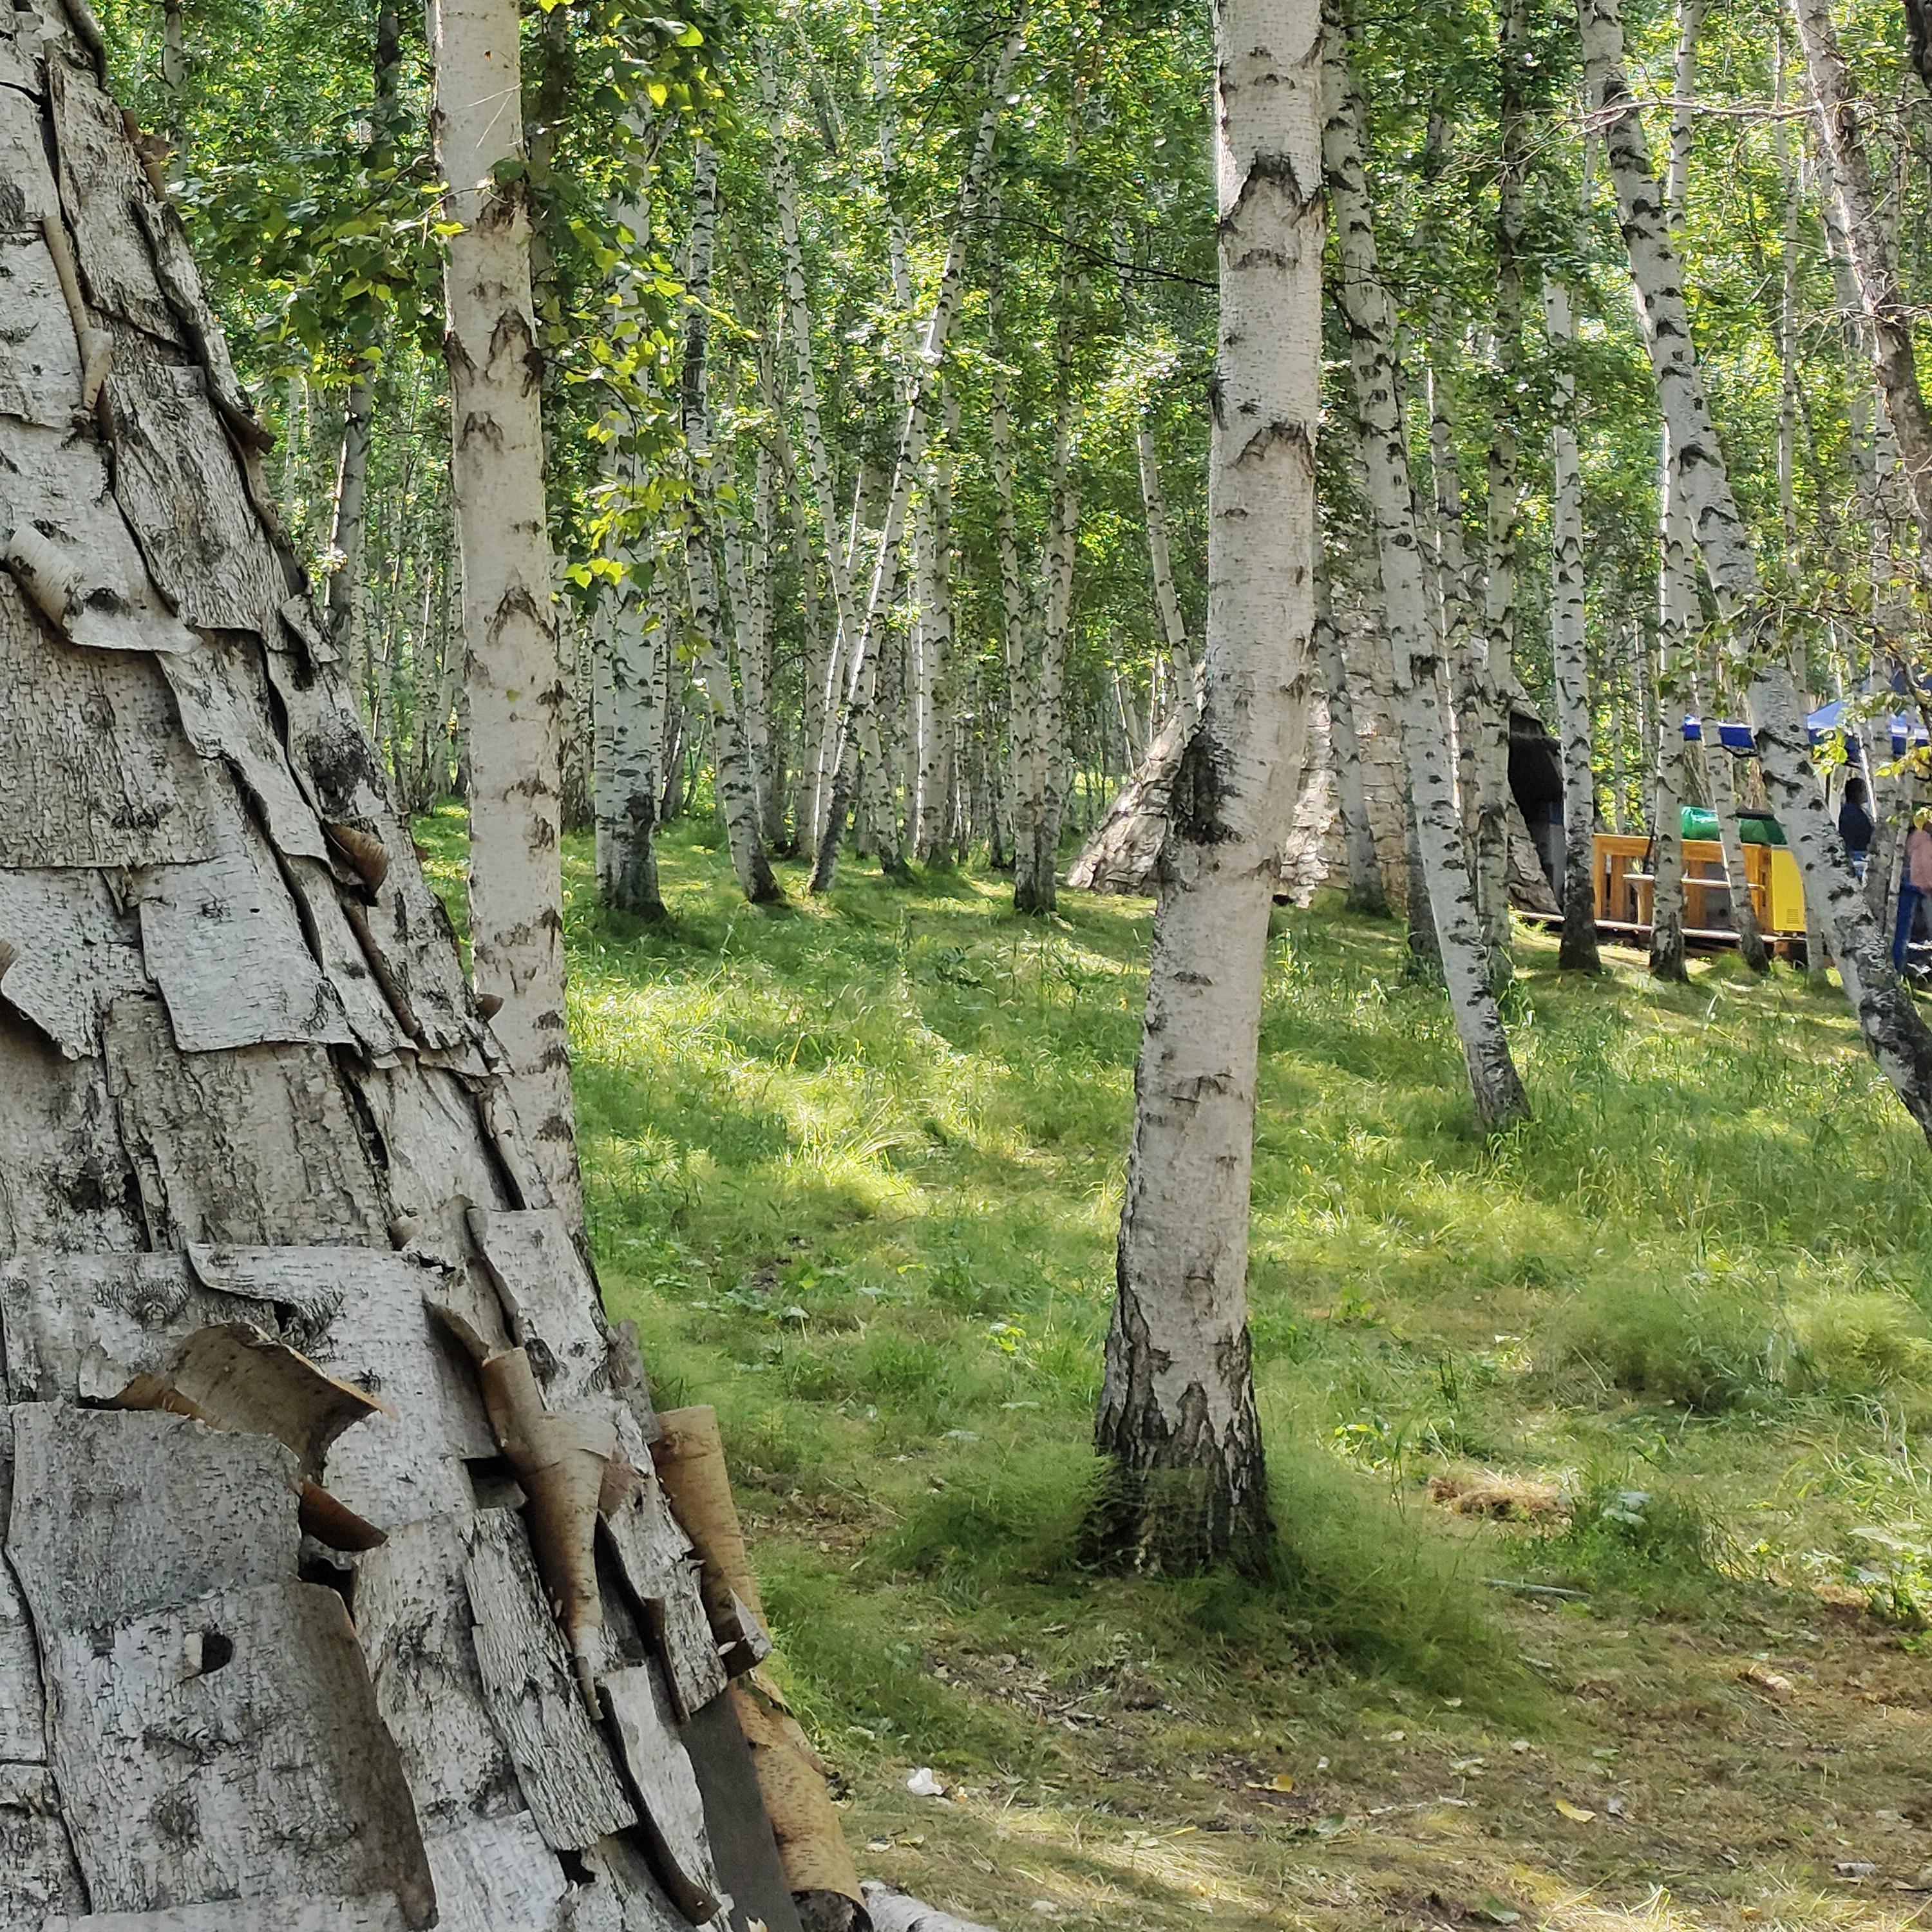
[0,8,836,1922]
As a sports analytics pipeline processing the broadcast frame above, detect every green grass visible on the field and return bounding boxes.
[416,808,1932,1925]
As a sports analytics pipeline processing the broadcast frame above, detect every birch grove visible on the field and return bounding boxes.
[1582,0,1932,1141]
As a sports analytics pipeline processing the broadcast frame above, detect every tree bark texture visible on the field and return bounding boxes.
[0,8,838,1925]
[1584,0,1932,1138]
[433,0,580,1211]
[1323,7,1530,1132]
[1090,0,1322,1577]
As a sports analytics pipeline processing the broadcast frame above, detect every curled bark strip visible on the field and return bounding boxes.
[475,1343,615,1717]
[38,214,111,413]
[112,1320,392,1475]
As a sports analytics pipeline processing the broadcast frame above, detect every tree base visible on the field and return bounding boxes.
[1080,1457,1273,1580]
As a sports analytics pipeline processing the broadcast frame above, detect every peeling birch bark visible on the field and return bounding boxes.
[0,6,815,1917]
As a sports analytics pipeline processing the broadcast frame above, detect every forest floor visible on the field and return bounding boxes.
[418,811,1932,1932]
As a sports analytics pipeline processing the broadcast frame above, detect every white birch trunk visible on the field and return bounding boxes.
[1651,464,1693,980]
[1136,417,1199,729]
[434,0,579,1208]
[1585,0,1932,1135]
[1794,0,1932,554]
[1323,10,1530,1131]
[0,16,827,1922]
[1645,0,1699,983]
[1542,275,1602,971]
[911,408,957,865]
[680,144,779,904]
[1473,0,1528,978]
[1013,294,1082,915]
[1092,0,1321,1575]
[1314,557,1387,914]
[1694,655,1772,970]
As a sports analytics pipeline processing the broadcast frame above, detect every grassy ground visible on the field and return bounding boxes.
[419,810,1932,1932]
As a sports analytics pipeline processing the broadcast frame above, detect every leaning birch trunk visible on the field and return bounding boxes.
[435,0,580,1209]
[1089,0,1320,1577]
[1473,0,1529,981]
[1314,556,1388,914]
[1542,275,1602,971]
[1794,0,1932,556]
[1584,0,1932,1136]
[680,143,780,904]
[806,24,1023,893]
[0,9,840,1924]
[1324,5,1530,1131]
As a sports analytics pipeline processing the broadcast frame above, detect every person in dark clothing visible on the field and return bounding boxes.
[1841,775,1875,869]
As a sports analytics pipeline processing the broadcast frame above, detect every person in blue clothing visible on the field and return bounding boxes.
[1839,775,1874,872]
[1895,809,1932,971]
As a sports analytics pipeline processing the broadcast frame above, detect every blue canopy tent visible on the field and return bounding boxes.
[1800,698,1930,759]
[1680,703,1932,757]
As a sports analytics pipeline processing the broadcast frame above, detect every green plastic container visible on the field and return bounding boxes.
[1680,805,1785,846]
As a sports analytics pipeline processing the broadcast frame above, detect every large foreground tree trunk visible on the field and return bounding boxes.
[0,15,854,1927]
[433,0,580,1209]
[1584,0,1932,1137]
[1090,0,1323,1577]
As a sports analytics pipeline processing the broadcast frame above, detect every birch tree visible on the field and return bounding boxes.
[1089,0,1322,1577]
[1315,557,1388,915]
[434,0,578,1209]
[1541,274,1602,971]
[1324,6,1531,1133]
[0,12,854,1923]
[1583,0,1932,1140]
[1793,0,1932,556]
[1643,0,1701,985]
[679,143,781,904]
